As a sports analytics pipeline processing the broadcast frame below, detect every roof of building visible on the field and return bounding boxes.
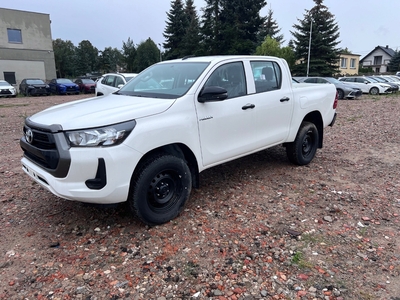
[360,45,396,63]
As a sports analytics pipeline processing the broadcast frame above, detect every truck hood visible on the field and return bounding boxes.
[28,94,175,130]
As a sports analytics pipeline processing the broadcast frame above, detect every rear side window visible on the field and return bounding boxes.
[250,61,282,93]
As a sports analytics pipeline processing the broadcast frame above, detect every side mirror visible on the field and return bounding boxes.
[117,84,124,89]
[198,86,228,103]
[364,81,369,84]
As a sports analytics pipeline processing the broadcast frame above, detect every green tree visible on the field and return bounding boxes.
[75,40,99,75]
[255,36,296,70]
[255,36,281,57]
[258,7,284,45]
[163,0,189,60]
[181,0,201,57]
[99,47,123,73]
[200,0,223,55]
[218,0,267,54]
[388,50,400,72]
[52,38,76,78]
[290,0,341,76]
[122,37,137,72]
[134,38,160,72]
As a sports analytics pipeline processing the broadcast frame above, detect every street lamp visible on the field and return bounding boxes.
[158,43,162,62]
[306,18,313,77]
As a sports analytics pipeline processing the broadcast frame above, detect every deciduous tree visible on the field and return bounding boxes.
[134,38,160,72]
[52,39,76,78]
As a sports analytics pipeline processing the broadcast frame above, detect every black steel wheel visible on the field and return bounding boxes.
[129,154,192,225]
[286,121,319,165]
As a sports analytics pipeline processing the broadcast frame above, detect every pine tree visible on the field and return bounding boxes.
[388,50,400,72]
[200,0,223,55]
[218,0,267,54]
[122,37,137,72]
[290,0,341,76]
[181,0,201,57]
[200,0,266,55]
[258,8,284,45]
[163,0,189,60]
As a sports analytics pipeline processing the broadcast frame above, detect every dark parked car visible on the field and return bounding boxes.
[19,78,51,96]
[48,78,80,95]
[296,76,362,99]
[75,78,96,94]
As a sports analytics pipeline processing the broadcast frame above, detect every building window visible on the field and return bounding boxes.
[373,56,382,65]
[350,58,356,69]
[7,28,22,43]
[4,72,16,84]
[340,58,347,68]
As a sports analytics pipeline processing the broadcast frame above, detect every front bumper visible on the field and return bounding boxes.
[21,144,142,204]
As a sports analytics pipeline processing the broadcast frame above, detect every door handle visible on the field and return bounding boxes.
[242,103,255,110]
[280,96,290,102]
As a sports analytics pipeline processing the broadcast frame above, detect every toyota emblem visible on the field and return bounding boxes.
[25,128,33,144]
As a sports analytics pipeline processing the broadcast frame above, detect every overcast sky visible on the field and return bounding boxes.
[2,0,399,58]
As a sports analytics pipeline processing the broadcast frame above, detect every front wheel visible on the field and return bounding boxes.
[129,154,192,226]
[286,122,319,166]
[369,87,379,95]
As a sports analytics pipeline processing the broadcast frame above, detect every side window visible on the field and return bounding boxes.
[356,78,365,83]
[105,75,115,86]
[304,78,316,83]
[250,61,282,93]
[115,76,125,87]
[317,78,328,84]
[204,62,246,99]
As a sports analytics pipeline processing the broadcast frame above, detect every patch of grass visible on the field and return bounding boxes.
[291,251,313,269]
[0,103,29,108]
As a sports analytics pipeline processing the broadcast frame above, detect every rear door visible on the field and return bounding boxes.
[195,58,294,167]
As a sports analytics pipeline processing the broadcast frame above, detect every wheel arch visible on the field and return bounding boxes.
[301,111,324,148]
[133,143,200,189]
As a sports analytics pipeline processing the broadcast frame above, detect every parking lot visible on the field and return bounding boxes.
[1,94,400,299]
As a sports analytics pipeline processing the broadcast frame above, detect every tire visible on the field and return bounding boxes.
[129,154,192,225]
[369,87,379,95]
[286,121,319,166]
[337,89,344,100]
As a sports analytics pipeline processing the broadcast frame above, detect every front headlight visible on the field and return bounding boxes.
[65,120,136,147]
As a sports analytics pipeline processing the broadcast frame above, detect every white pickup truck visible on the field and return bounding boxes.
[20,56,337,225]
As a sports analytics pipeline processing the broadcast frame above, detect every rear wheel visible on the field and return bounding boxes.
[129,154,192,226]
[369,87,379,95]
[286,122,319,166]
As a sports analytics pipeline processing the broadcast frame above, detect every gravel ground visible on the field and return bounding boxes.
[0,93,400,300]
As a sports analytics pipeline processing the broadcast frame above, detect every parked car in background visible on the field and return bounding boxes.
[296,76,362,99]
[95,73,137,96]
[19,78,51,96]
[0,80,17,98]
[367,76,399,93]
[338,76,392,95]
[375,75,400,90]
[75,78,96,94]
[48,78,80,95]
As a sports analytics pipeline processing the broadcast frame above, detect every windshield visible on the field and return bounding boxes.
[81,79,95,84]
[325,77,341,84]
[27,79,45,84]
[367,77,379,83]
[57,78,73,84]
[0,81,10,86]
[370,77,385,83]
[118,62,210,99]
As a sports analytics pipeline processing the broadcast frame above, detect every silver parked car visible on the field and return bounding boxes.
[295,77,362,99]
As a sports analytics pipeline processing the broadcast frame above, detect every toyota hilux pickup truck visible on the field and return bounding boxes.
[20,55,337,225]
